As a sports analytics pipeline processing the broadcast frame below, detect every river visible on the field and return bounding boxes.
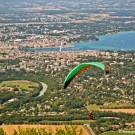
[24,31,135,52]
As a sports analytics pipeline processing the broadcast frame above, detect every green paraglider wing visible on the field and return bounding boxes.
[64,62,107,89]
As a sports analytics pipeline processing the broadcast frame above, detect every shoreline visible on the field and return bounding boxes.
[19,30,135,52]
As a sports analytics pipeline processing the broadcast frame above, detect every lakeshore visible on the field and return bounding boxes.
[23,31,135,52]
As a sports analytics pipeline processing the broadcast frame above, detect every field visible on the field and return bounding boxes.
[0,80,39,91]
[0,125,90,135]
[71,120,94,124]
[101,109,135,114]
[100,103,135,109]
[102,129,135,135]
[87,104,135,114]
[86,104,100,111]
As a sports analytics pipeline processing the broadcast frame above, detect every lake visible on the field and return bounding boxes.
[25,31,135,52]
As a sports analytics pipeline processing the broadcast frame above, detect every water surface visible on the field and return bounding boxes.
[25,31,135,52]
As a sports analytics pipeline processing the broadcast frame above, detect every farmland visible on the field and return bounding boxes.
[102,129,135,135]
[87,104,135,114]
[0,125,90,135]
[0,80,39,91]
[101,109,135,114]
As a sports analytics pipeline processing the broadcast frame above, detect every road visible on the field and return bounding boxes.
[84,124,95,135]
[38,82,48,97]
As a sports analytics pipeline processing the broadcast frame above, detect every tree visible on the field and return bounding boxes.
[0,128,6,135]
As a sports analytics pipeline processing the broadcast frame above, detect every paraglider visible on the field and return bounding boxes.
[64,62,110,89]
[88,112,94,119]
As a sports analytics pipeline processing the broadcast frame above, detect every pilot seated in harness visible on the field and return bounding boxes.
[88,111,94,120]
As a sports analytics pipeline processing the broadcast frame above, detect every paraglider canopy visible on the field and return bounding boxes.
[64,62,110,89]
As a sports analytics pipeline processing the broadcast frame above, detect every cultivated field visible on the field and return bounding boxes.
[102,129,135,135]
[101,109,135,114]
[0,80,39,91]
[100,103,135,109]
[0,125,90,135]
[87,104,135,114]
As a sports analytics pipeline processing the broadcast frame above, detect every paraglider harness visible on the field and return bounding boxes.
[103,62,111,74]
[88,111,94,120]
